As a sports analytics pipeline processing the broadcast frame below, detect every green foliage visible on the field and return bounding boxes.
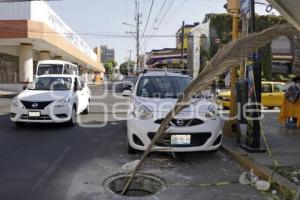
[255,15,287,32]
[104,60,117,75]
[200,49,211,70]
[208,14,288,58]
[120,61,135,75]
[258,43,272,81]
[209,14,233,56]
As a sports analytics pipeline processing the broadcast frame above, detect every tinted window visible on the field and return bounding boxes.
[63,64,70,74]
[37,64,63,75]
[125,77,137,83]
[274,84,285,93]
[136,76,192,98]
[262,84,272,93]
[74,78,82,90]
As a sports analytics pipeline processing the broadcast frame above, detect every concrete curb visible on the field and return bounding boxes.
[221,143,299,198]
[0,94,17,98]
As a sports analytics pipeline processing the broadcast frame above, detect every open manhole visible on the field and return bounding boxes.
[103,173,166,197]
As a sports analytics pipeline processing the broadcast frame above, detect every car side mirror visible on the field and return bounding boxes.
[22,85,27,90]
[122,90,132,96]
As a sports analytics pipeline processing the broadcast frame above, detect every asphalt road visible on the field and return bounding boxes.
[0,84,266,200]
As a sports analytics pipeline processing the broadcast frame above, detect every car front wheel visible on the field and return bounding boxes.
[67,107,77,126]
[127,140,136,154]
[82,104,89,115]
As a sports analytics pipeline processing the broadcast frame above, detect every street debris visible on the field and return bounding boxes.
[239,170,270,191]
[122,160,141,171]
[271,190,277,195]
[291,177,299,184]
[255,180,271,191]
[239,170,259,185]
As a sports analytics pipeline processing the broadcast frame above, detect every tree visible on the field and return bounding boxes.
[119,61,134,75]
[104,60,117,76]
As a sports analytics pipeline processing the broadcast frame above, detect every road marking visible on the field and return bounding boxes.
[29,145,72,197]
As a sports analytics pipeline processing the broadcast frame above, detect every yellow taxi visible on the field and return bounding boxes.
[216,82,286,109]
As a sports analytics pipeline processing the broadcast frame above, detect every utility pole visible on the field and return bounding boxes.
[180,21,185,70]
[135,0,140,74]
[227,0,240,123]
[249,0,263,150]
[127,50,133,76]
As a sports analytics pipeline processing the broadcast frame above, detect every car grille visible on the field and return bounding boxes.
[20,101,52,110]
[147,132,211,147]
[154,118,204,127]
[21,114,51,120]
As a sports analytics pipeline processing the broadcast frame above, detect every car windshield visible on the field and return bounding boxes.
[28,77,72,91]
[136,76,192,98]
[37,64,64,76]
[125,77,137,83]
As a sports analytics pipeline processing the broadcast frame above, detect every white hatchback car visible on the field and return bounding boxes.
[126,71,223,154]
[10,75,90,126]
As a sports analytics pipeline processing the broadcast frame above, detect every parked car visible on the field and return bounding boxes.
[10,75,90,126]
[125,71,224,154]
[216,81,286,109]
[122,76,137,91]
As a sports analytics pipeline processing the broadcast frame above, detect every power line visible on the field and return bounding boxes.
[155,0,176,28]
[153,0,168,25]
[142,0,155,37]
[141,0,176,52]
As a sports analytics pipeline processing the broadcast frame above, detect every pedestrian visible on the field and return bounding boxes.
[279,75,300,128]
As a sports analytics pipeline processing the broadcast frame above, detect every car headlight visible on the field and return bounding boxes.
[55,98,70,107]
[12,97,19,107]
[205,105,218,119]
[133,103,153,120]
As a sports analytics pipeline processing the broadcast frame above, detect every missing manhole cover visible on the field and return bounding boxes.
[103,173,166,197]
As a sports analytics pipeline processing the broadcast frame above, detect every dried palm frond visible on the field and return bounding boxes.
[121,23,298,195]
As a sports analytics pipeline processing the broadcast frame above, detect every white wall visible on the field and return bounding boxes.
[0,1,97,62]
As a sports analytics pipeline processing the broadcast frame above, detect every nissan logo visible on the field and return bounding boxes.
[176,119,185,126]
[32,103,39,108]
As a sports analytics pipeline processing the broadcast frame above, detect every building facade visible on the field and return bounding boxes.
[0,1,104,89]
[100,46,115,63]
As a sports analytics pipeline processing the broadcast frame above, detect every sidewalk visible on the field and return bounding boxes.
[0,90,18,98]
[222,112,300,197]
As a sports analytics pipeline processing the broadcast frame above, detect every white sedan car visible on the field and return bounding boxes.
[10,75,90,126]
[126,71,223,154]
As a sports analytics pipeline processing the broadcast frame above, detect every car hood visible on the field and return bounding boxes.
[134,96,212,113]
[17,90,71,102]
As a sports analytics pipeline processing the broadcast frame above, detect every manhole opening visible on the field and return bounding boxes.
[104,173,166,197]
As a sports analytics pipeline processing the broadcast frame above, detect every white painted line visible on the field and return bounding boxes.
[30,145,72,194]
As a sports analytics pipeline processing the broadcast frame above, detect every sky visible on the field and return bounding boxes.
[48,0,278,66]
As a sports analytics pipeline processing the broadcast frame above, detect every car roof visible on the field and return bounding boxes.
[38,74,77,78]
[262,81,285,84]
[37,60,76,65]
[140,71,191,78]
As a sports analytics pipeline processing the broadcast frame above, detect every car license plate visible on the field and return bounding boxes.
[28,111,40,117]
[171,135,191,145]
